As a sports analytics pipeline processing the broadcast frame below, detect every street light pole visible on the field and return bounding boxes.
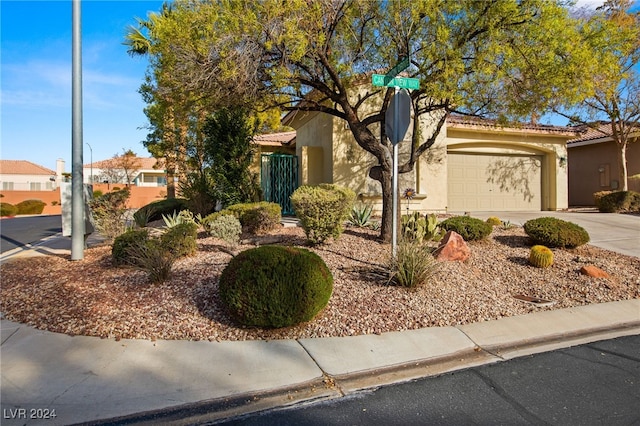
[71,0,84,260]
[86,142,93,184]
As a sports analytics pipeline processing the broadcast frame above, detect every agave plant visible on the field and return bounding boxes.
[349,202,373,228]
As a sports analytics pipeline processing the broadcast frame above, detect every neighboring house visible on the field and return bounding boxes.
[279,110,578,214]
[0,159,63,191]
[567,122,640,206]
[84,157,167,187]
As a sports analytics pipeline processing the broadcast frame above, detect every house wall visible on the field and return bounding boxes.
[295,113,334,185]
[0,173,56,191]
[568,140,640,206]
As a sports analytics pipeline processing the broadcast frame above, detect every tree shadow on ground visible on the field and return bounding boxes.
[493,234,531,249]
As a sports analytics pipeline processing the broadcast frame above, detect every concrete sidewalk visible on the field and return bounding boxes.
[1,300,639,425]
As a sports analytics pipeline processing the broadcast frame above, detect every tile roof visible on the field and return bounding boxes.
[253,131,297,146]
[0,160,56,175]
[85,157,164,170]
[447,114,579,136]
[567,121,640,144]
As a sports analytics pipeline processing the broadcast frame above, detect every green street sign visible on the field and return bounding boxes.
[372,74,420,90]
[385,56,409,79]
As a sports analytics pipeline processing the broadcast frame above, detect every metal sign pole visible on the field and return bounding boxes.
[71,0,84,260]
[392,86,399,258]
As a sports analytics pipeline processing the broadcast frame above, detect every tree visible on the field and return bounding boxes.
[97,150,143,186]
[203,107,260,206]
[139,0,592,241]
[555,0,640,191]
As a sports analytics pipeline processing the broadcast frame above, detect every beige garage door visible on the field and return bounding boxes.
[448,153,542,211]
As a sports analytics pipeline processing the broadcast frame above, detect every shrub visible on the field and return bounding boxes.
[291,184,356,244]
[595,191,640,213]
[89,188,131,240]
[389,240,440,288]
[93,190,104,198]
[486,216,502,226]
[126,238,176,284]
[162,209,200,229]
[349,202,373,228]
[219,245,333,328]
[439,216,492,241]
[160,222,198,257]
[207,214,242,245]
[523,217,590,248]
[133,198,189,226]
[529,245,554,268]
[225,202,281,234]
[0,202,18,217]
[16,199,46,215]
[112,228,149,266]
[593,190,612,207]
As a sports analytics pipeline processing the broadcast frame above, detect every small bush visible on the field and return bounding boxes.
[16,199,46,215]
[595,191,640,213]
[291,184,356,244]
[0,202,18,217]
[207,214,242,245]
[349,202,373,227]
[219,245,333,328]
[439,216,492,241]
[88,188,130,240]
[523,217,590,248]
[112,228,149,266]
[389,240,440,288]
[126,238,176,284]
[93,190,104,198]
[486,216,502,226]
[161,222,198,257]
[226,202,282,234]
[593,190,612,207]
[133,198,188,226]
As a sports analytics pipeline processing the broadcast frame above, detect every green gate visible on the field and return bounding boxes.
[261,153,299,215]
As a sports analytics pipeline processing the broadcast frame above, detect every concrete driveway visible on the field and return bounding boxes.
[462,210,640,258]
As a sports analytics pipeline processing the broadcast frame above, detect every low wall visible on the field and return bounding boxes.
[0,185,168,215]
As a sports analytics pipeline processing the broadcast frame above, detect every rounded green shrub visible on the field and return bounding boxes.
[112,229,149,266]
[0,202,18,217]
[486,216,502,226]
[523,217,590,248]
[161,222,198,257]
[16,199,46,215]
[226,201,282,234]
[595,191,640,213]
[133,198,189,226]
[291,184,356,244]
[439,216,492,241]
[207,214,242,245]
[219,246,333,328]
[529,245,553,268]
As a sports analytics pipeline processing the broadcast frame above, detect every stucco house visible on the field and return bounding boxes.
[567,122,640,206]
[84,156,167,187]
[0,159,63,191]
[277,109,577,215]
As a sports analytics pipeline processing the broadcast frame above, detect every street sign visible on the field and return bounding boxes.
[385,89,411,145]
[385,56,409,79]
[372,74,420,90]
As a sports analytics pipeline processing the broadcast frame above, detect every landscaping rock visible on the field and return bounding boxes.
[435,231,471,262]
[580,265,610,278]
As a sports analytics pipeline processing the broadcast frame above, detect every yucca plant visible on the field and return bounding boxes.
[389,240,440,288]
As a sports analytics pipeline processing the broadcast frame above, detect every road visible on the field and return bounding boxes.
[0,215,62,253]
[217,335,639,425]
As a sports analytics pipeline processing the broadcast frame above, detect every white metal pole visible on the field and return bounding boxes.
[392,86,399,258]
[71,0,84,260]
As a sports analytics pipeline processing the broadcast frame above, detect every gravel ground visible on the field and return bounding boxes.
[1,224,638,341]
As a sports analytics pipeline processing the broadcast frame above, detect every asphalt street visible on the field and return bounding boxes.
[216,335,640,426]
[0,215,62,253]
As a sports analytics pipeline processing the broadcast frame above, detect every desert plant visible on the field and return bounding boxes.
[349,201,373,228]
[291,184,356,244]
[225,201,282,234]
[112,228,149,266]
[425,213,445,242]
[160,222,198,257]
[126,238,176,284]
[486,216,502,226]
[219,245,333,328]
[595,190,640,213]
[133,198,189,226]
[529,245,554,268]
[440,216,492,241]
[207,214,242,245]
[523,217,590,248]
[162,209,200,229]
[401,212,427,243]
[88,188,131,240]
[500,220,515,230]
[389,240,440,288]
[16,199,46,215]
[0,202,18,217]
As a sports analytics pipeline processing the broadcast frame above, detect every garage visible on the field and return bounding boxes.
[447,153,542,211]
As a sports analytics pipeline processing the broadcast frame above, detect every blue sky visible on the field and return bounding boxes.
[0,0,628,173]
[1,0,166,172]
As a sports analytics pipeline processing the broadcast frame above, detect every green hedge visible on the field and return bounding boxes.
[0,202,18,217]
[439,216,492,241]
[133,198,189,226]
[225,201,282,234]
[595,191,640,213]
[523,217,590,248]
[16,199,46,215]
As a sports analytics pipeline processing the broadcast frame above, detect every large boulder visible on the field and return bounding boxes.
[435,231,471,262]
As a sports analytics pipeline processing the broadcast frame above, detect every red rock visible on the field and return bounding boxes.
[436,231,471,262]
[580,265,610,278]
